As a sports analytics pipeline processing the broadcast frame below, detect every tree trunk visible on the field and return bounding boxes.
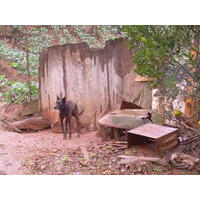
[25,30,32,102]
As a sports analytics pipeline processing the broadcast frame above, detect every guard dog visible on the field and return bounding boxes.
[54,96,84,139]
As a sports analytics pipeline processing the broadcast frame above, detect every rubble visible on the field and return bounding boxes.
[170,153,199,170]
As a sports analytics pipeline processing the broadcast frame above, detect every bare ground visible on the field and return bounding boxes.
[0,130,101,175]
[0,129,200,175]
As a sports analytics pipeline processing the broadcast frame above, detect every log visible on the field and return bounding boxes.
[11,116,51,131]
[2,119,22,133]
[117,155,160,165]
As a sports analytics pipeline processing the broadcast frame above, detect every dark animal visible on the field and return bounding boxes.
[142,112,153,123]
[54,96,84,140]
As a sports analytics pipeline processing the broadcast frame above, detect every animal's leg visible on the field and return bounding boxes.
[74,113,80,137]
[68,116,72,139]
[61,117,66,140]
[65,118,68,139]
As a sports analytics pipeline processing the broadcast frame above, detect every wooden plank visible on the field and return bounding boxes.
[127,123,178,139]
[157,131,179,146]
[117,155,160,164]
[156,139,179,152]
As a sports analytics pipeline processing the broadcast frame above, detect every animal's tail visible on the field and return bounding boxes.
[79,108,85,116]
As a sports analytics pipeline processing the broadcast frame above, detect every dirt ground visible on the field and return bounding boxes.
[0,128,199,175]
[0,129,103,174]
[0,130,102,174]
[0,102,199,175]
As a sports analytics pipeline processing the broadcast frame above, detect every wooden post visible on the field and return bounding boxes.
[113,128,120,141]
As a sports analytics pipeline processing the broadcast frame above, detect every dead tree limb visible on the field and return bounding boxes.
[1,119,23,133]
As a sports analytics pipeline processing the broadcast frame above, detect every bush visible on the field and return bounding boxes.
[0,41,39,75]
[0,75,39,103]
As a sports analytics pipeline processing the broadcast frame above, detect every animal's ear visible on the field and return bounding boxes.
[62,97,66,103]
[57,95,59,100]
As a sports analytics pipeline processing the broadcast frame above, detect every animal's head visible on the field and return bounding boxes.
[54,96,66,110]
[147,112,152,117]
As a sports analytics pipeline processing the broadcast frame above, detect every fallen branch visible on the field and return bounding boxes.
[112,142,127,146]
[111,142,127,150]
[1,119,23,133]
[112,141,127,145]
[117,155,160,165]
[11,116,51,131]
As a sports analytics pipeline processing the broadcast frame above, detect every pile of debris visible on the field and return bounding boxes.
[97,104,200,172]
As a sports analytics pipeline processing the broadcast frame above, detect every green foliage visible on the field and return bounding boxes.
[70,25,120,48]
[0,41,37,75]
[124,26,174,80]
[123,25,200,100]
[0,75,39,103]
[1,25,122,76]
[0,75,7,91]
[3,82,29,103]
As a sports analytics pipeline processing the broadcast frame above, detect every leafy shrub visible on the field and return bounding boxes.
[0,75,39,103]
[0,75,8,95]
[0,41,39,75]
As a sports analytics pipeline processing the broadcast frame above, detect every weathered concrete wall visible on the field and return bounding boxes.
[39,38,152,131]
